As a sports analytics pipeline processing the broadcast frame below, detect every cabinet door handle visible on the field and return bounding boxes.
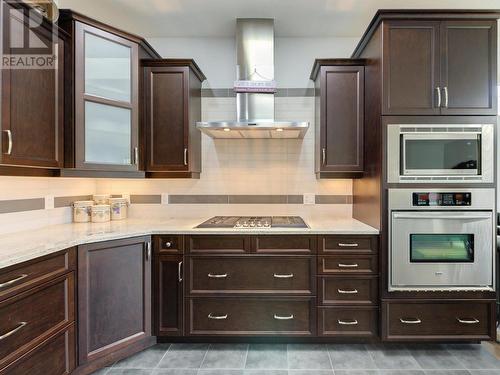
[338,263,359,268]
[208,273,228,278]
[184,148,188,166]
[443,86,449,108]
[338,243,359,248]
[0,322,27,341]
[0,274,28,289]
[338,289,358,294]
[274,314,294,320]
[3,130,12,155]
[457,318,479,325]
[322,148,326,165]
[436,86,441,108]
[178,261,183,282]
[133,147,139,165]
[208,313,228,320]
[273,273,294,279]
[338,319,358,326]
[400,318,422,325]
[145,242,152,261]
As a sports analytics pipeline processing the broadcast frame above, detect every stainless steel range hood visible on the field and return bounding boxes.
[197,19,309,139]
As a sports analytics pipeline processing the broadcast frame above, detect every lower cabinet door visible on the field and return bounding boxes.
[187,297,316,336]
[156,254,184,336]
[382,301,495,341]
[318,307,378,338]
[77,237,152,365]
[1,324,76,375]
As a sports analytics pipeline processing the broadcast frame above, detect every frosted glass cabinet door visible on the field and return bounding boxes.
[85,32,131,102]
[85,102,132,165]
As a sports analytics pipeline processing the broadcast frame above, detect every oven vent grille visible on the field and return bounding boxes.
[400,176,482,182]
[401,127,482,133]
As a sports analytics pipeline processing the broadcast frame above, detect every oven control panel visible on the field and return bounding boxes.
[412,192,472,207]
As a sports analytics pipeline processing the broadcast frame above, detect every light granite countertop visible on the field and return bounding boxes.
[0,217,378,270]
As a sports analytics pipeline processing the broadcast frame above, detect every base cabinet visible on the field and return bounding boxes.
[318,307,378,338]
[77,237,152,366]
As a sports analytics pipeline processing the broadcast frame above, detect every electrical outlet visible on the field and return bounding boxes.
[161,193,169,205]
[303,193,315,205]
[45,195,54,210]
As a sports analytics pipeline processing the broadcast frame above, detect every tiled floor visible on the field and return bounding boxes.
[91,343,500,375]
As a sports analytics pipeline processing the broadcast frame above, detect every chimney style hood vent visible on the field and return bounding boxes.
[197,19,309,139]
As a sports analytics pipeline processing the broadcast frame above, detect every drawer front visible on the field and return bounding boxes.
[186,236,251,254]
[319,236,378,254]
[1,324,75,375]
[254,236,316,254]
[383,301,495,341]
[188,256,315,295]
[319,255,378,274]
[319,276,378,305]
[188,297,316,336]
[318,307,378,338]
[156,235,183,254]
[0,273,75,368]
[0,248,75,301]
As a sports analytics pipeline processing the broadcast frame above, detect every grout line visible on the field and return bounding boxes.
[197,343,211,374]
[154,342,172,369]
[326,343,334,373]
[243,343,250,370]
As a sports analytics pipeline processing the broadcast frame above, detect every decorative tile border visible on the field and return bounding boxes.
[54,195,93,208]
[201,88,315,98]
[0,198,45,214]
[130,195,162,204]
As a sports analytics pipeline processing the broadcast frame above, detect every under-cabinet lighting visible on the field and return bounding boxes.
[223,128,231,132]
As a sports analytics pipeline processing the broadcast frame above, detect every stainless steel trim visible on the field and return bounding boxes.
[197,121,309,139]
[273,273,294,278]
[443,86,449,108]
[436,86,441,108]
[457,318,479,324]
[338,319,358,325]
[208,313,228,320]
[3,130,12,155]
[183,148,188,166]
[322,148,326,165]
[133,147,139,165]
[338,263,359,268]
[393,213,492,220]
[0,274,28,289]
[274,314,294,320]
[0,322,27,341]
[178,261,183,283]
[338,289,358,294]
[146,242,152,261]
[338,243,359,248]
[400,318,422,325]
[208,273,228,278]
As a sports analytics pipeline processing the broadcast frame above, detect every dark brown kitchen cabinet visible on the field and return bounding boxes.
[0,0,65,175]
[155,254,184,336]
[382,19,497,115]
[311,60,364,178]
[77,237,152,367]
[142,59,205,178]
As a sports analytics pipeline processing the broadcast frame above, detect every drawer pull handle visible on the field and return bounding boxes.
[208,313,228,320]
[338,243,359,248]
[178,261,183,283]
[338,263,359,268]
[273,273,294,279]
[0,321,27,340]
[400,318,422,325]
[208,273,228,278]
[338,289,358,294]
[338,319,358,325]
[0,274,28,288]
[457,318,480,325]
[274,314,294,320]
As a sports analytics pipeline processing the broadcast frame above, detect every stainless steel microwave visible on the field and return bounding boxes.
[387,124,494,184]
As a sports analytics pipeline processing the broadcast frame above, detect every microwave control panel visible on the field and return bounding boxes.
[412,192,472,207]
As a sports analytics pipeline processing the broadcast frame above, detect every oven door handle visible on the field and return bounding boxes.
[393,213,491,220]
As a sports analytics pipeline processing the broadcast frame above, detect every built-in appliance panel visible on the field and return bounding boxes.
[187,256,315,295]
[186,236,252,254]
[254,235,316,254]
[387,124,494,184]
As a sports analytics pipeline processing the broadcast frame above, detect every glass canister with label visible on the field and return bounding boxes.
[109,198,128,220]
[91,205,111,223]
[73,201,94,223]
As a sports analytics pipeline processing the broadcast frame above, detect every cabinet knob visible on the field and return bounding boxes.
[165,241,172,248]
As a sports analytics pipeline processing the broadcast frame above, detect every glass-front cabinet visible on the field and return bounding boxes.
[72,20,139,172]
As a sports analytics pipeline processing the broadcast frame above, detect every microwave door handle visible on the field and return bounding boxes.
[393,213,491,220]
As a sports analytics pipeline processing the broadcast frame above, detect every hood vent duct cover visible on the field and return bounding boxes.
[197,18,309,139]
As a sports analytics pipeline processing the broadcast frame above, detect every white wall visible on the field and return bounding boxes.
[147,37,359,88]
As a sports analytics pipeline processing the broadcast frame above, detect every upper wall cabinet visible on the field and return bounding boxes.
[142,60,205,179]
[59,10,160,177]
[311,60,365,179]
[0,1,65,176]
[382,19,497,115]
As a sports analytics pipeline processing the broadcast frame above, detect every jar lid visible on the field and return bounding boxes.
[108,198,128,204]
[73,200,94,207]
[93,194,110,199]
[92,204,110,211]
